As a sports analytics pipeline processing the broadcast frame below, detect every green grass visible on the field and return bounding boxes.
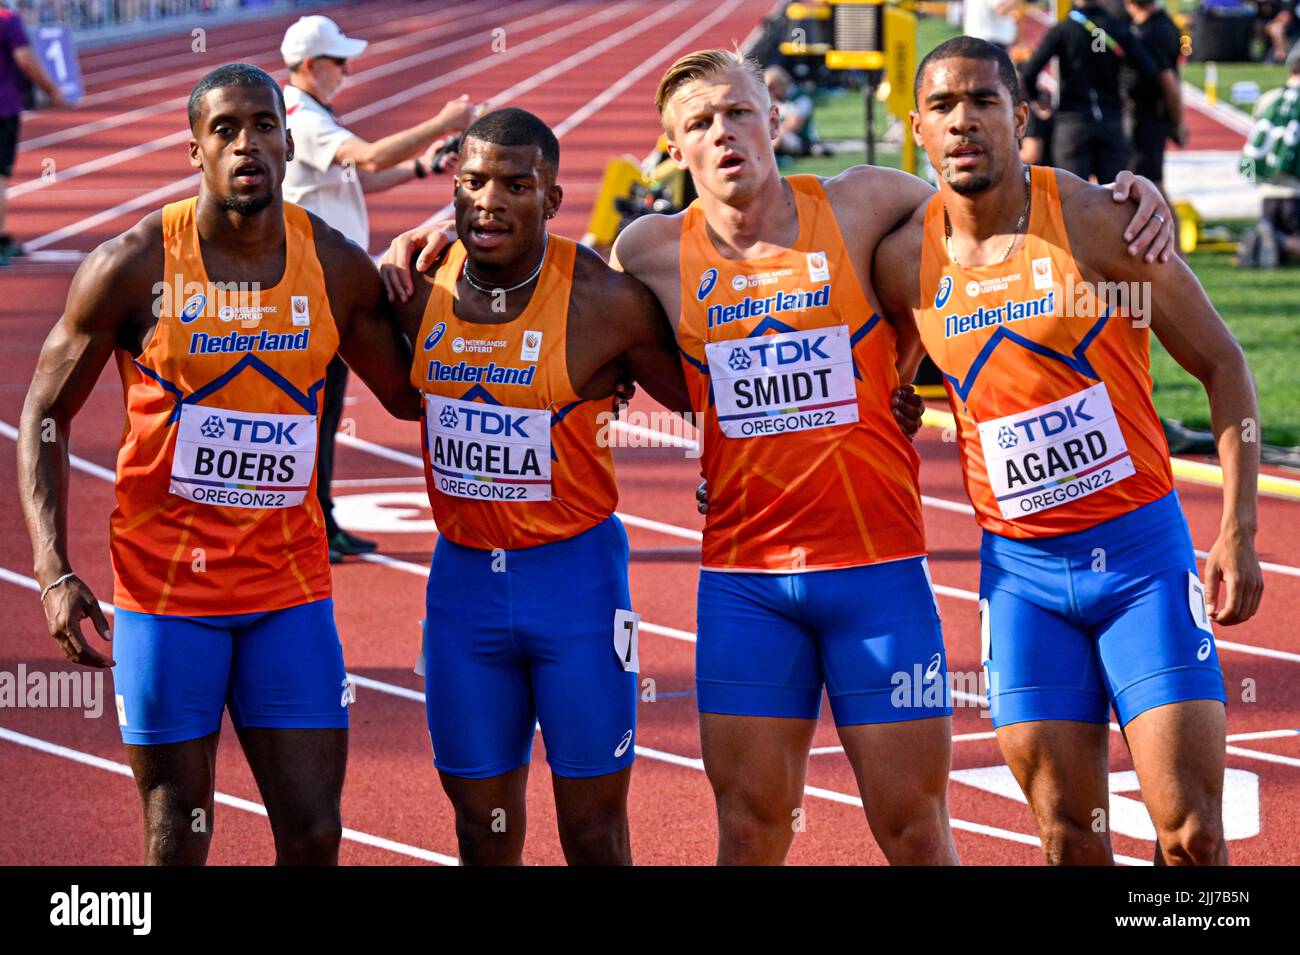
[1181,62,1288,114]
[1150,249,1300,448]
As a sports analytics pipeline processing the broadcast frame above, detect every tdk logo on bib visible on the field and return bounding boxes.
[1003,396,1094,445]
[440,405,531,438]
[180,293,206,324]
[730,334,831,369]
[697,268,718,301]
[199,413,300,445]
[424,322,447,350]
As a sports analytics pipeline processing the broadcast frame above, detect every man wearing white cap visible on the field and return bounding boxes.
[281,14,474,560]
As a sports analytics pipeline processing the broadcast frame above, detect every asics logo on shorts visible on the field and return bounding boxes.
[924,652,942,681]
[1197,637,1213,662]
[614,729,633,758]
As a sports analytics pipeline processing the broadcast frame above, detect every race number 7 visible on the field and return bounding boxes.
[613,609,640,673]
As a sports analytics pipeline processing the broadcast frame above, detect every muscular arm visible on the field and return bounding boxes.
[17,221,158,664]
[572,246,691,414]
[315,219,421,421]
[872,209,928,384]
[1067,183,1263,624]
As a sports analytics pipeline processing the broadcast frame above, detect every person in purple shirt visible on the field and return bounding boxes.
[2,3,65,265]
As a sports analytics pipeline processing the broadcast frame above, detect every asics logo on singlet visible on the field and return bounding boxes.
[614,729,633,758]
[424,322,446,350]
[934,276,953,309]
[180,293,206,324]
[697,268,718,300]
[442,405,532,438]
[943,290,1055,339]
[1197,637,1213,662]
[707,284,830,329]
[1006,397,1093,443]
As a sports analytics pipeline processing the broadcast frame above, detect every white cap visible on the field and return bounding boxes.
[281,15,368,67]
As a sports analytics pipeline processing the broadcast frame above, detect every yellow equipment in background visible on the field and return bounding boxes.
[584,137,690,250]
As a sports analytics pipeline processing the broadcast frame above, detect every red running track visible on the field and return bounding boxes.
[2,1,1297,866]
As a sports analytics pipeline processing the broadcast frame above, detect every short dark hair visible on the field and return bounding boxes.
[462,107,560,176]
[914,36,1022,106]
[188,63,285,131]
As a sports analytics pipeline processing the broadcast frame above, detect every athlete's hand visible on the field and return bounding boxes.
[434,95,475,135]
[379,219,457,303]
[696,479,708,515]
[1110,171,1176,264]
[420,137,459,176]
[892,384,925,440]
[41,575,114,668]
[1204,531,1264,626]
[612,376,636,418]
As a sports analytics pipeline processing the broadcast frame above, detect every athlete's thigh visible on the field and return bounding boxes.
[981,579,1110,729]
[837,715,952,815]
[996,719,1111,826]
[1122,699,1226,839]
[112,608,235,746]
[695,570,823,721]
[809,558,950,728]
[523,517,638,780]
[237,726,348,825]
[226,597,350,733]
[699,712,818,809]
[1094,567,1227,730]
[424,538,535,780]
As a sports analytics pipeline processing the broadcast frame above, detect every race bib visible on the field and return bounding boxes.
[978,382,1135,519]
[425,394,552,502]
[170,404,316,508]
[705,325,858,439]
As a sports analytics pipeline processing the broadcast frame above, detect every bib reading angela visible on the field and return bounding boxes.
[426,394,552,501]
[978,382,1135,519]
[170,405,317,508]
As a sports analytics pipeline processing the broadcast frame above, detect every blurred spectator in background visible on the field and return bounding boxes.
[1238,42,1300,268]
[1020,66,1055,166]
[1263,2,1300,63]
[764,64,817,157]
[1022,0,1177,183]
[1122,0,1187,196]
[280,14,472,561]
[1,0,64,265]
[964,0,1020,51]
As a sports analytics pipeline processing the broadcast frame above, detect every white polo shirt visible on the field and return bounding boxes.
[283,83,369,250]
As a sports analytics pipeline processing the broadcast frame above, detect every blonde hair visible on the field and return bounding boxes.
[654,48,766,130]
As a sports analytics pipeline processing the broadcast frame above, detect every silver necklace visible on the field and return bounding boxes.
[463,232,549,294]
[944,166,1031,269]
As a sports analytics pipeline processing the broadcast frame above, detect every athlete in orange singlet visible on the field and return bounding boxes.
[388,109,691,865]
[874,38,1263,864]
[17,65,418,865]
[609,50,1175,866]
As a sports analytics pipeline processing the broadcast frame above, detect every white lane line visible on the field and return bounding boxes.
[1227,728,1300,742]
[0,566,1266,860]
[8,0,554,198]
[21,0,632,251]
[1225,745,1300,769]
[0,725,458,865]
